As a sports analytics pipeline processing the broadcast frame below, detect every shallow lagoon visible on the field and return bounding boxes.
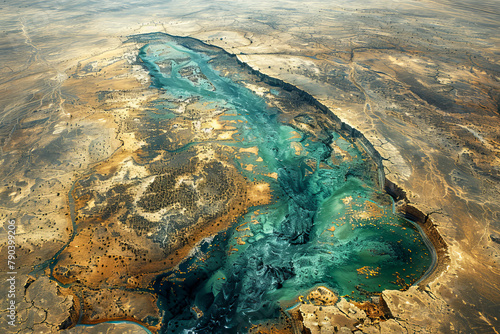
[131,34,432,333]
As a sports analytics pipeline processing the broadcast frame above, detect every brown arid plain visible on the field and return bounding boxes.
[0,0,499,333]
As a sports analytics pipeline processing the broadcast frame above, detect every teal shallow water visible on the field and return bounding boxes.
[130,33,432,333]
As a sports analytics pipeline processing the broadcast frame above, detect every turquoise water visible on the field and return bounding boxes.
[131,34,432,333]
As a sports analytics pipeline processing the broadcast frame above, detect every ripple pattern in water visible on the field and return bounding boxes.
[128,33,432,333]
